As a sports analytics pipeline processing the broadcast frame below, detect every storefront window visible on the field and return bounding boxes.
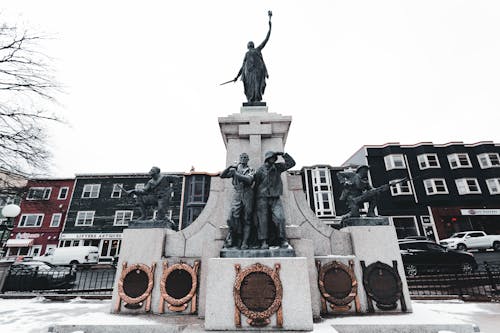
[392,216,419,239]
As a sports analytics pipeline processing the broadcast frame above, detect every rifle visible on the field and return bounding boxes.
[351,176,418,204]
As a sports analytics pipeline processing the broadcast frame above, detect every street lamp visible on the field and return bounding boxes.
[1,204,21,258]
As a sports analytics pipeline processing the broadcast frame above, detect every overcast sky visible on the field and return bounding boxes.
[3,1,500,176]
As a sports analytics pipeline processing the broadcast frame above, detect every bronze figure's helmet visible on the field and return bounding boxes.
[264,151,276,162]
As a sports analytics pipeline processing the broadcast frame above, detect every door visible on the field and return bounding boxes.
[29,245,42,257]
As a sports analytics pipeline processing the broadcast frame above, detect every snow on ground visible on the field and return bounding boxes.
[0,297,499,333]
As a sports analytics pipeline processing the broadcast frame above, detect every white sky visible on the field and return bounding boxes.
[3,1,500,176]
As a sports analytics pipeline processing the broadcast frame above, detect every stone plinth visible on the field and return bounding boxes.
[220,246,296,258]
[342,222,413,313]
[204,257,313,331]
[342,216,390,227]
[111,227,167,314]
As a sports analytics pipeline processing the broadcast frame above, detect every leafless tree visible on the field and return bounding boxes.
[0,21,60,190]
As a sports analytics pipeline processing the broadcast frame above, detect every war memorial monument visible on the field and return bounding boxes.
[53,11,477,333]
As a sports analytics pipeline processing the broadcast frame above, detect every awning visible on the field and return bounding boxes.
[5,239,34,247]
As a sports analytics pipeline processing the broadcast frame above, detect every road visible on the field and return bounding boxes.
[469,249,500,270]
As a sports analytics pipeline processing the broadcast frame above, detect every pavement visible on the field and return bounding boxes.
[0,297,499,332]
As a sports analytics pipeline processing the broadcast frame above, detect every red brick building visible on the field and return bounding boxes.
[5,178,75,258]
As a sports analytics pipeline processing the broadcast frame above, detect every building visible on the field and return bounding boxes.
[342,141,500,240]
[0,169,27,257]
[60,171,213,261]
[5,178,74,258]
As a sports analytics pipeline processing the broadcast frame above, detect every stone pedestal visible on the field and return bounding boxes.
[204,257,313,331]
[342,222,413,313]
[111,226,167,314]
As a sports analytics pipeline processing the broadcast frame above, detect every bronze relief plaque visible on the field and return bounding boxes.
[324,267,351,300]
[234,263,283,328]
[123,269,149,298]
[362,261,402,311]
[166,269,193,300]
[159,260,200,314]
[240,272,276,312]
[317,260,359,313]
[115,262,156,313]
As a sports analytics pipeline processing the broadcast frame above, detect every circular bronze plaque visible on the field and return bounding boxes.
[123,269,149,298]
[363,261,402,309]
[166,268,193,300]
[324,268,351,299]
[234,263,282,322]
[240,272,276,312]
[318,261,357,306]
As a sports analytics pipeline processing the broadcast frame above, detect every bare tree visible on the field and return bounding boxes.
[0,21,60,187]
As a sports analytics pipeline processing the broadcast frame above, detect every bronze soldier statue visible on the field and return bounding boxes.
[125,166,180,227]
[253,151,295,249]
[220,153,255,250]
[230,11,272,104]
[337,165,389,219]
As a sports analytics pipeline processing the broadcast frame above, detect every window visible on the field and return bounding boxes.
[75,211,95,226]
[390,179,412,196]
[26,187,51,200]
[417,154,440,169]
[423,178,448,195]
[188,175,209,203]
[50,213,62,227]
[311,167,335,217]
[447,153,471,169]
[455,178,481,195]
[111,184,123,198]
[384,154,406,170]
[19,214,44,227]
[477,153,500,169]
[58,187,69,200]
[135,183,145,191]
[486,178,500,194]
[392,216,419,239]
[153,209,172,220]
[82,184,100,198]
[114,210,133,226]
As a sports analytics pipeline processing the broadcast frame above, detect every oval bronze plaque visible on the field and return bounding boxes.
[166,268,193,300]
[363,261,402,310]
[234,263,282,323]
[123,269,149,298]
[324,268,351,299]
[318,261,357,306]
[240,272,276,312]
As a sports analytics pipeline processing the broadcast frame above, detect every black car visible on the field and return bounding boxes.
[399,240,478,277]
[3,261,77,291]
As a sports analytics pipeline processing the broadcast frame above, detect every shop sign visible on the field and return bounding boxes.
[60,233,123,240]
[460,209,500,216]
[15,233,41,239]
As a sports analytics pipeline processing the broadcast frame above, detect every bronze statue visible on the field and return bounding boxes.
[222,11,272,104]
[337,165,389,219]
[253,151,295,249]
[220,153,255,250]
[124,167,180,225]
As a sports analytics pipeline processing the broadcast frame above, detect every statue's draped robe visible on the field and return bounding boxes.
[241,48,268,102]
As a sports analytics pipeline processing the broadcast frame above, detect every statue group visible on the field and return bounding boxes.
[221,151,295,250]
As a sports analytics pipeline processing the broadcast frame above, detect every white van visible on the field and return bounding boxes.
[34,246,99,266]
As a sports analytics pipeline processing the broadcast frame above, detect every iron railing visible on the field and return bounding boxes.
[2,264,116,295]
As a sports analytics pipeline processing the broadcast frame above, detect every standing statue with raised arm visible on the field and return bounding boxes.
[253,151,295,249]
[226,11,272,105]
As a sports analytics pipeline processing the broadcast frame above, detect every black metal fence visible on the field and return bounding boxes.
[2,261,500,300]
[406,261,500,300]
[2,264,116,295]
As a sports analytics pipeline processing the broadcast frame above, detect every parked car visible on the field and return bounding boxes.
[33,246,99,266]
[399,240,478,277]
[439,231,500,251]
[3,261,76,291]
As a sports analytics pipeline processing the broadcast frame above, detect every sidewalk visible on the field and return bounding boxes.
[0,297,498,333]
